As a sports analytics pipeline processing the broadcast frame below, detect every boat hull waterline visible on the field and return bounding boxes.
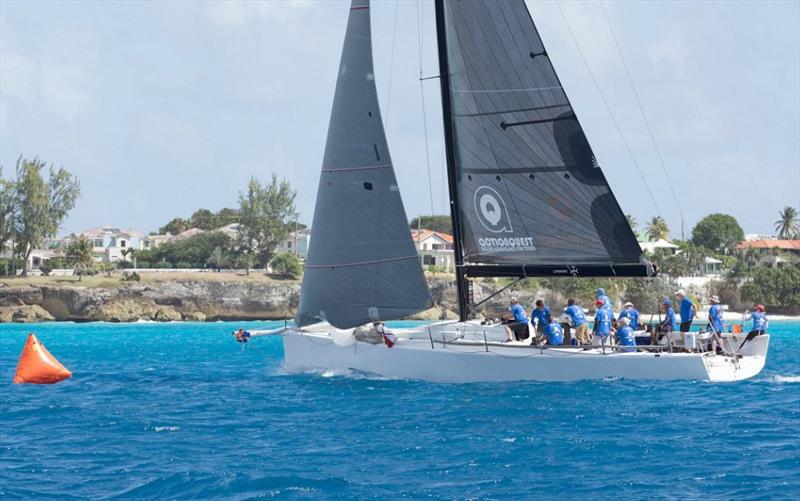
[275,322,769,383]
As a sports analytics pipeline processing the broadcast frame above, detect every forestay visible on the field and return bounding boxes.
[297,0,431,329]
[440,0,648,274]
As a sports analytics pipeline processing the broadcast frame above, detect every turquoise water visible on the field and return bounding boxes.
[1,320,798,499]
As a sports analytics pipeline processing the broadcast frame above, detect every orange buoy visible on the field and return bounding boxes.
[13,333,72,384]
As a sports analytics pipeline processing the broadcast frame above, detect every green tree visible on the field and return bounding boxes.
[409,215,452,234]
[741,266,800,313]
[12,157,80,274]
[121,247,137,268]
[646,216,669,241]
[691,213,744,254]
[138,232,231,268]
[66,236,94,281]
[236,175,297,270]
[0,167,14,255]
[271,252,302,279]
[774,206,799,239]
[189,209,217,230]
[159,217,190,235]
[215,207,240,227]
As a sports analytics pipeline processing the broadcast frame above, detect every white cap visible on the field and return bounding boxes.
[618,317,631,326]
[624,301,633,307]
[710,295,720,303]
[675,289,686,296]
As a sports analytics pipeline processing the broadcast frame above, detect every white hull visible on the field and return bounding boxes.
[281,322,769,383]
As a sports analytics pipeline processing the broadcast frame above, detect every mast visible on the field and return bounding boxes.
[434,0,469,322]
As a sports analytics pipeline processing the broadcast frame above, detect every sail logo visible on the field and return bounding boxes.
[474,186,512,233]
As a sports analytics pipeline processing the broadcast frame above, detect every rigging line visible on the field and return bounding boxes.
[554,1,663,218]
[599,0,685,228]
[384,0,400,128]
[417,0,436,217]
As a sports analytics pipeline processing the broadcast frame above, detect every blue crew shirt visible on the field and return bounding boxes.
[748,311,768,332]
[708,304,724,333]
[531,306,551,327]
[680,297,695,323]
[565,305,587,327]
[618,308,640,330]
[510,304,528,323]
[544,322,564,345]
[662,306,677,331]
[594,308,612,337]
[617,325,636,348]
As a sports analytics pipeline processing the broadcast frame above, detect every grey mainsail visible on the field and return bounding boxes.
[439,0,646,272]
[296,0,431,329]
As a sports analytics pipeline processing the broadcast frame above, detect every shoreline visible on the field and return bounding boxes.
[2,273,799,324]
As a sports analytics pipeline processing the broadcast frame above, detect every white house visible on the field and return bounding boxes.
[66,226,146,263]
[277,228,311,260]
[411,229,454,272]
[639,238,679,255]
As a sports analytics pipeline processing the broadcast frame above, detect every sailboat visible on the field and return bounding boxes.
[259,0,769,382]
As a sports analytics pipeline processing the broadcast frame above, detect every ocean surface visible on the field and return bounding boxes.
[1,320,798,500]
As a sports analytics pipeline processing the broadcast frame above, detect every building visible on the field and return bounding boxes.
[639,238,679,255]
[411,229,454,272]
[277,228,311,260]
[736,239,800,268]
[66,226,146,263]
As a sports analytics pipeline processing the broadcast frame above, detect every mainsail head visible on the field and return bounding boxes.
[297,0,432,328]
[439,0,649,275]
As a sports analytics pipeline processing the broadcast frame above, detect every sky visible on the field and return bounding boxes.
[1,0,798,238]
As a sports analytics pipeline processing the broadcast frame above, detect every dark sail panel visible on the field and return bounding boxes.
[441,0,645,269]
[297,0,431,328]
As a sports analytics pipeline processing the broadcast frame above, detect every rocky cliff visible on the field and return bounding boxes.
[0,280,301,323]
[0,275,552,324]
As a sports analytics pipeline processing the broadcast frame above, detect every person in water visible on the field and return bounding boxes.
[234,329,251,343]
[676,289,696,333]
[617,301,640,330]
[543,320,564,346]
[616,317,636,352]
[565,298,589,345]
[592,299,613,347]
[503,297,530,342]
[530,299,551,338]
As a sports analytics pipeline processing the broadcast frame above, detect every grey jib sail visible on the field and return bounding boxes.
[297,0,431,328]
[441,0,646,271]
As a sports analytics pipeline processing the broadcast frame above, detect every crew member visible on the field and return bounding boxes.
[652,299,676,345]
[593,299,613,347]
[617,301,640,330]
[707,295,725,334]
[616,317,636,352]
[742,304,768,344]
[530,299,551,338]
[543,320,564,346]
[676,289,696,333]
[565,298,589,344]
[595,287,612,309]
[503,297,530,342]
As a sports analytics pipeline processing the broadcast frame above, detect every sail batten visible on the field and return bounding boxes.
[439,0,650,273]
[297,0,431,328]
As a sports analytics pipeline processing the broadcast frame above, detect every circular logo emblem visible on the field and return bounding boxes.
[473,185,512,233]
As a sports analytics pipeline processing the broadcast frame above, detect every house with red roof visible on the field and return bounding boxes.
[411,229,454,272]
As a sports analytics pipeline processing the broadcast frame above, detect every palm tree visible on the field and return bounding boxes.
[646,216,669,241]
[121,247,137,269]
[774,206,799,239]
[66,236,94,281]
